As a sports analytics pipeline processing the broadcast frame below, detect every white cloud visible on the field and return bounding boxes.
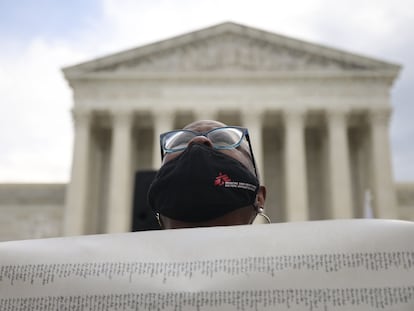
[100,0,322,45]
[0,39,86,182]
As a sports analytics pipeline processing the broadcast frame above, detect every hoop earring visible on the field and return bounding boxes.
[257,207,271,224]
[155,213,164,229]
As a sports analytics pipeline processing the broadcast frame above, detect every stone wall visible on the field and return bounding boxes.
[0,184,65,241]
[0,182,412,242]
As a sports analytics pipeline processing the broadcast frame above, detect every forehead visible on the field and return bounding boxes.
[183,120,227,133]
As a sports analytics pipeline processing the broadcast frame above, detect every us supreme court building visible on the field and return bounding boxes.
[1,22,413,240]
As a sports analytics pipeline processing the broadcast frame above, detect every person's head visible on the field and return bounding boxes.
[148,120,266,229]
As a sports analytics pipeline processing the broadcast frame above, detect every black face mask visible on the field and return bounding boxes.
[148,144,259,222]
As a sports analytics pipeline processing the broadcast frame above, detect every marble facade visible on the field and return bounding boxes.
[62,22,402,235]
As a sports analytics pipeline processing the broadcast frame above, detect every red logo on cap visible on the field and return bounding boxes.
[214,172,231,186]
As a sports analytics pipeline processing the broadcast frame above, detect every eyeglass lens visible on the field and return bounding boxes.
[164,127,244,151]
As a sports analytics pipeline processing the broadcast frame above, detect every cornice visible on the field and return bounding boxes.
[64,70,399,82]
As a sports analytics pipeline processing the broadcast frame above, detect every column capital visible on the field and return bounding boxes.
[241,107,263,116]
[111,110,134,126]
[326,108,349,119]
[194,108,216,121]
[241,108,264,123]
[153,111,174,123]
[368,108,392,126]
[283,109,306,124]
[326,109,350,128]
[152,106,174,115]
[71,109,92,125]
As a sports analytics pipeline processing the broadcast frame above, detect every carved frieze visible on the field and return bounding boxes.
[95,33,367,73]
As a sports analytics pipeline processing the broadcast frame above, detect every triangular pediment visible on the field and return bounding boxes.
[63,22,400,77]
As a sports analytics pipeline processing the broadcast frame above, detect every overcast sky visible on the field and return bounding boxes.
[0,0,413,183]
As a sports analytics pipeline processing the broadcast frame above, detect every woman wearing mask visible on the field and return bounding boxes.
[148,120,268,229]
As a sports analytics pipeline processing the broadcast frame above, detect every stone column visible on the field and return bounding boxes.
[241,110,264,182]
[107,111,134,233]
[153,112,175,168]
[369,109,397,218]
[327,109,353,218]
[284,110,308,221]
[64,109,92,236]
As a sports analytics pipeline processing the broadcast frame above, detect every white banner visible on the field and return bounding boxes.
[0,219,413,310]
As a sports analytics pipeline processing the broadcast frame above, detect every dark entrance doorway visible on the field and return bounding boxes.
[131,170,160,231]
